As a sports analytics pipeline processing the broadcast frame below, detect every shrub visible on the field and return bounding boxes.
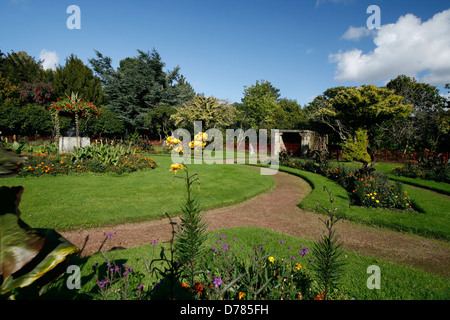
[342,128,371,163]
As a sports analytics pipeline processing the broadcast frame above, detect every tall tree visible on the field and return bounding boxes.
[89,49,195,133]
[382,75,448,151]
[311,85,411,142]
[276,98,306,129]
[0,51,44,87]
[240,80,281,130]
[53,54,104,105]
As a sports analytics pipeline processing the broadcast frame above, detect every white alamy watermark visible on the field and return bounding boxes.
[367,5,381,30]
[67,5,81,30]
[366,265,381,290]
[169,121,280,175]
[66,265,81,290]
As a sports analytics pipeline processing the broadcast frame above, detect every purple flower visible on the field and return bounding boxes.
[152,240,158,246]
[213,277,223,288]
[300,246,309,256]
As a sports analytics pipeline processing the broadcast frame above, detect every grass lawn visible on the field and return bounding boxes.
[41,227,449,300]
[276,166,450,241]
[0,154,274,231]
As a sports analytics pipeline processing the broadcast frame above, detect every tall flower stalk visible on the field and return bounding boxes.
[310,187,347,299]
[172,163,208,287]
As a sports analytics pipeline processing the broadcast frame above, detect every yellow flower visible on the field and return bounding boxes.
[173,146,183,153]
[294,263,302,270]
[170,163,184,174]
[371,196,375,200]
[268,257,275,263]
[373,192,377,195]
[194,132,208,141]
[376,200,379,203]
[190,140,203,148]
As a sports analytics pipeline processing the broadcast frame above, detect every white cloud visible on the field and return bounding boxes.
[341,26,377,41]
[330,9,450,85]
[39,49,59,70]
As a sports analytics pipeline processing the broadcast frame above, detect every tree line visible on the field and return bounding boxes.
[0,48,449,154]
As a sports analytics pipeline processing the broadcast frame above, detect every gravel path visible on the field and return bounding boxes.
[60,167,450,278]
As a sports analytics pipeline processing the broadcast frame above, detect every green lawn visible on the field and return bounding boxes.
[41,227,449,300]
[1,154,274,231]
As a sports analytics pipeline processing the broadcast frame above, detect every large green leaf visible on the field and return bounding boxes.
[0,227,79,295]
[0,213,45,279]
[0,186,80,296]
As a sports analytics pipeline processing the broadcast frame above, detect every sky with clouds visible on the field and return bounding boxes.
[1,0,449,104]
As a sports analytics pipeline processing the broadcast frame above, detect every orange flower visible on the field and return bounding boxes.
[239,292,245,300]
[195,282,204,294]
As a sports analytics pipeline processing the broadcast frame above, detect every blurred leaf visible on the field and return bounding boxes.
[1,228,79,295]
[0,213,45,279]
[0,146,26,177]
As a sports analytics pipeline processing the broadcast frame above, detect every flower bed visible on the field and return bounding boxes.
[283,159,413,210]
[17,143,157,177]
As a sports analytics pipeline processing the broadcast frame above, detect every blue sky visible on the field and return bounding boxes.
[1,0,449,105]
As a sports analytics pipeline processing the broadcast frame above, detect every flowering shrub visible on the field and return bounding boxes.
[49,97,101,118]
[48,92,101,140]
[282,159,414,210]
[352,175,412,209]
[17,143,157,177]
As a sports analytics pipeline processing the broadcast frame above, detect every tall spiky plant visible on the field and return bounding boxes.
[171,164,208,287]
[310,187,347,299]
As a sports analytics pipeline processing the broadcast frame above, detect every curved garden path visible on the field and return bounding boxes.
[60,167,450,278]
